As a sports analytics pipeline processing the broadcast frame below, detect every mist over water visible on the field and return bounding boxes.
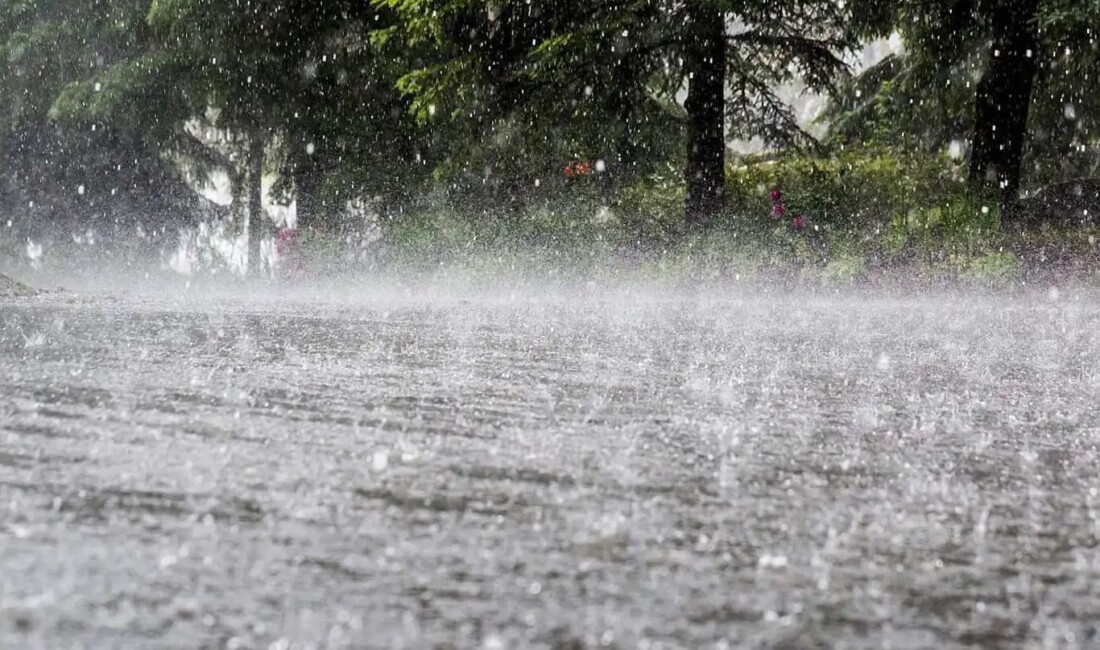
[3,274,1100,649]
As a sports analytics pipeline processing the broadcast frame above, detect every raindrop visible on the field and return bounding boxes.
[26,240,43,268]
[758,553,789,568]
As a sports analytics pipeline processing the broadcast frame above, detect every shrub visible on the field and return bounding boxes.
[613,163,688,246]
[822,254,868,284]
[963,251,1021,284]
[723,145,999,261]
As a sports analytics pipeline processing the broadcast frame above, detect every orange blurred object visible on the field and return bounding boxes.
[564,160,594,177]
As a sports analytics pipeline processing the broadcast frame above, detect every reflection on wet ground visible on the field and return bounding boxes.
[2,290,1100,649]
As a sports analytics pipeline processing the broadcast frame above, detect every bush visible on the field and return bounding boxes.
[822,254,868,284]
[723,145,1008,269]
[303,143,1099,286]
[613,163,688,246]
[963,251,1021,284]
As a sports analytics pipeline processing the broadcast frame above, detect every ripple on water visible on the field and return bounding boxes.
[2,293,1100,649]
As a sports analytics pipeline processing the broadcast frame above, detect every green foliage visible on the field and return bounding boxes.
[2,0,1098,285]
[364,143,1036,285]
[962,251,1021,284]
[826,0,1100,189]
[723,145,1008,274]
[822,254,867,284]
[374,0,857,224]
[822,53,975,152]
[614,164,689,245]
[0,0,201,239]
[892,198,1001,257]
[726,147,963,231]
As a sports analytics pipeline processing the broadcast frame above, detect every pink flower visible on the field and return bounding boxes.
[769,187,783,204]
[772,202,786,219]
[792,214,805,230]
[275,228,300,253]
[275,228,306,279]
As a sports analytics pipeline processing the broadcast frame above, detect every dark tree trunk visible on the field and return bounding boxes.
[684,1,726,227]
[968,0,1040,208]
[615,89,639,176]
[247,134,264,276]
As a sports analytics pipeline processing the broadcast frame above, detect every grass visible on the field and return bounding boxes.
[7,146,1097,292]
[285,205,1100,293]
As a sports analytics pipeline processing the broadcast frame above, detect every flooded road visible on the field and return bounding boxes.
[3,288,1100,649]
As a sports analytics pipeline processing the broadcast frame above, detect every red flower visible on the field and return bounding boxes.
[793,214,805,230]
[769,187,783,204]
[772,203,786,219]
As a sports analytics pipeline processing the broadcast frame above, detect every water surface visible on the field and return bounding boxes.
[2,289,1099,649]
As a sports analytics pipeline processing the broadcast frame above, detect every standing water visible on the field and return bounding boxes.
[2,287,1100,649]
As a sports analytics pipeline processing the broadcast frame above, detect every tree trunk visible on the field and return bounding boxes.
[684,1,726,227]
[247,134,264,277]
[230,169,245,240]
[968,0,1040,209]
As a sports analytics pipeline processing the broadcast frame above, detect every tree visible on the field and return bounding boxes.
[968,0,1041,203]
[50,0,433,274]
[1027,0,1100,186]
[828,0,1100,213]
[1,0,201,247]
[683,2,726,226]
[375,0,854,226]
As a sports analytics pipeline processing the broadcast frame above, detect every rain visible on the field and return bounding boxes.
[2,1,1100,649]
